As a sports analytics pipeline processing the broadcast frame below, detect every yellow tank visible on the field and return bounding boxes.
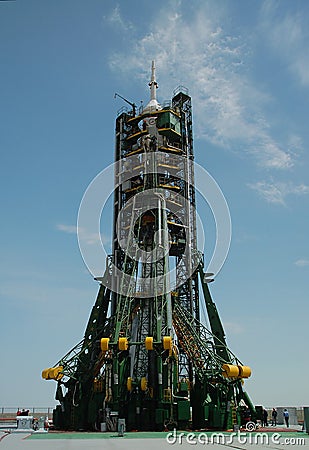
[118,337,129,351]
[100,337,110,352]
[127,377,133,392]
[222,364,240,378]
[163,336,172,350]
[49,366,64,380]
[222,364,252,378]
[238,365,251,378]
[42,366,64,380]
[141,377,148,391]
[145,336,154,350]
[41,368,50,380]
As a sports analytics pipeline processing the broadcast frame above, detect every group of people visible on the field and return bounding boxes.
[16,409,50,430]
[261,408,289,427]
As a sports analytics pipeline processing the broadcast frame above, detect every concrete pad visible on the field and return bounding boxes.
[0,429,308,450]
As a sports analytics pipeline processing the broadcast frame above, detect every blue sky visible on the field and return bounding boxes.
[0,0,308,409]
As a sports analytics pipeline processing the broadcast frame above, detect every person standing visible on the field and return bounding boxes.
[271,408,277,426]
[283,409,289,428]
[262,408,268,427]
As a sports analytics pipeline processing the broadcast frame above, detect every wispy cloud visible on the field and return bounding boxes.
[294,258,309,268]
[260,0,309,87]
[106,1,296,170]
[57,224,77,234]
[224,321,245,335]
[248,181,309,205]
[57,223,110,246]
[104,5,134,32]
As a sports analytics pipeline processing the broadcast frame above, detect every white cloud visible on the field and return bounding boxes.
[294,259,309,268]
[57,223,110,246]
[104,5,133,32]
[57,224,77,234]
[253,138,293,170]
[107,1,296,170]
[223,321,245,335]
[260,0,309,87]
[248,181,309,205]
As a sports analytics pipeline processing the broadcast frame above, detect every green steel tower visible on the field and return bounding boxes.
[43,62,255,431]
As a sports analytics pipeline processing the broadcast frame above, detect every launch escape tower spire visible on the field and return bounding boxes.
[42,62,255,432]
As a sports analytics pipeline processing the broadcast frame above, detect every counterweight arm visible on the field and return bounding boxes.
[198,264,230,362]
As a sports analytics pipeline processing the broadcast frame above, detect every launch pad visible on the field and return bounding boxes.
[42,62,255,432]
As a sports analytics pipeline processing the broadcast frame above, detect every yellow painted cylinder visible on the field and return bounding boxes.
[118,337,129,351]
[127,377,133,392]
[163,336,172,350]
[141,377,148,391]
[100,337,110,352]
[222,364,240,378]
[55,366,64,380]
[42,368,50,380]
[48,368,56,379]
[145,336,154,350]
[49,366,64,380]
[238,365,251,378]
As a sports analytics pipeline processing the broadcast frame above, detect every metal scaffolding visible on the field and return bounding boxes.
[42,62,255,432]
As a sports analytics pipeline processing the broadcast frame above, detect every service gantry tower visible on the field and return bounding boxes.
[43,62,255,432]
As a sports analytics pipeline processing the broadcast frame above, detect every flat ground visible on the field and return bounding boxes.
[1,427,308,450]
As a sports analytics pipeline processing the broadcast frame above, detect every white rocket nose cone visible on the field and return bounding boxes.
[144,60,162,113]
